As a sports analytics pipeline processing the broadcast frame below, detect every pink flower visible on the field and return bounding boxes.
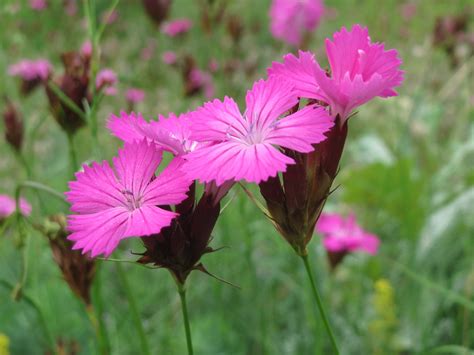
[29,0,47,10]
[65,140,191,257]
[101,9,118,24]
[141,41,156,61]
[125,88,145,104]
[316,213,380,255]
[96,68,117,96]
[189,69,214,99]
[64,0,78,16]
[183,77,334,185]
[108,112,199,156]
[269,0,324,46]
[161,18,192,37]
[401,3,417,21]
[208,58,219,73]
[80,40,93,59]
[268,25,404,120]
[162,51,177,65]
[0,195,32,219]
[8,59,52,81]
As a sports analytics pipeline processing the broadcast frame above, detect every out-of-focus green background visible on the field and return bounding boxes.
[0,0,473,354]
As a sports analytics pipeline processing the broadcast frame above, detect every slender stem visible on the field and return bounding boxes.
[91,264,111,354]
[300,254,339,354]
[47,82,87,122]
[177,284,194,355]
[15,181,68,205]
[115,263,150,355]
[66,132,78,175]
[85,304,108,355]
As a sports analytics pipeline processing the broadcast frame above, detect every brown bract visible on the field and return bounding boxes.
[45,51,90,134]
[2,97,24,152]
[138,183,223,285]
[44,215,96,306]
[142,0,172,26]
[259,112,348,256]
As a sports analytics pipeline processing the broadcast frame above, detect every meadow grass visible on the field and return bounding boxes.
[0,0,473,353]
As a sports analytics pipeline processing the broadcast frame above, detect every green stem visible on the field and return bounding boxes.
[85,304,108,355]
[300,254,339,354]
[91,264,111,354]
[47,82,87,123]
[15,181,68,206]
[177,283,194,355]
[66,132,79,175]
[115,263,150,355]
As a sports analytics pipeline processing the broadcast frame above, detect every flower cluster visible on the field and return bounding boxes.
[269,0,324,47]
[66,24,401,279]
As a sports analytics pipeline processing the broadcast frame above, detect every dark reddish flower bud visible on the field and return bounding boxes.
[2,97,24,152]
[226,14,244,44]
[138,182,229,285]
[45,51,90,134]
[45,338,80,355]
[181,55,214,99]
[142,0,172,26]
[43,215,96,306]
[433,12,472,67]
[327,250,348,270]
[199,0,227,34]
[259,114,348,256]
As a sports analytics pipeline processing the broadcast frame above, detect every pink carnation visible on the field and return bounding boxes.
[316,213,380,255]
[183,77,334,185]
[125,88,145,104]
[96,68,118,96]
[65,140,191,257]
[268,25,404,120]
[8,59,52,81]
[108,112,199,156]
[29,0,48,10]
[269,0,324,46]
[162,51,177,65]
[0,195,32,219]
[161,18,192,37]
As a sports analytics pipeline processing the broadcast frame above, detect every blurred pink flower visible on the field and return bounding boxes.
[80,40,93,59]
[0,195,32,219]
[182,77,333,185]
[269,25,404,120]
[162,51,177,65]
[189,69,214,99]
[65,140,190,257]
[141,41,156,61]
[316,213,380,255]
[108,112,199,156]
[64,0,78,16]
[269,0,324,46]
[8,59,52,81]
[125,88,145,104]
[401,3,417,21]
[161,18,192,37]
[29,0,48,11]
[208,58,219,73]
[101,9,118,24]
[96,68,117,96]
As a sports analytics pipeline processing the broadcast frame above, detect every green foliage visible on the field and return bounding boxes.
[0,0,473,354]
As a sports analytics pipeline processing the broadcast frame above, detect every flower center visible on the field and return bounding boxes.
[122,190,143,211]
